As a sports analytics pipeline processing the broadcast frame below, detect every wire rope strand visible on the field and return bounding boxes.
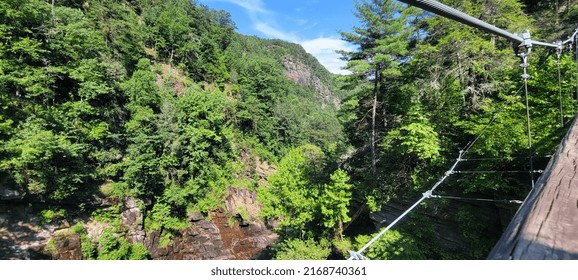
[430,195,523,204]
[453,170,544,174]
[348,193,428,260]
[574,36,578,110]
[460,155,552,162]
[461,81,532,155]
[520,53,535,189]
[557,52,565,126]
[348,151,464,260]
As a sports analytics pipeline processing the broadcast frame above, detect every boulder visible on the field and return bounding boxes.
[48,233,82,260]
[0,187,21,200]
[121,197,145,243]
[187,211,204,222]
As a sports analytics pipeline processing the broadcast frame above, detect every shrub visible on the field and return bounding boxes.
[40,209,66,224]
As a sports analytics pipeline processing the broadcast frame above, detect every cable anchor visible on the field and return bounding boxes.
[348,251,366,260]
[423,190,433,198]
[516,30,532,80]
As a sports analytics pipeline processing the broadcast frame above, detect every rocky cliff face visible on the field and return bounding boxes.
[0,187,277,260]
[283,56,341,109]
[144,210,275,260]
[144,187,277,260]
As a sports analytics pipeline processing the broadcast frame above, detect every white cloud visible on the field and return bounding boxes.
[300,38,355,75]
[296,19,308,26]
[206,0,268,14]
[254,23,299,42]
[211,0,295,41]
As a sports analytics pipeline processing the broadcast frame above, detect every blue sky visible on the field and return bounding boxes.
[198,0,359,74]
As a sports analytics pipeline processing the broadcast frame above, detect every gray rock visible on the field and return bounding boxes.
[188,211,204,222]
[121,197,145,243]
[48,233,82,260]
[0,188,21,200]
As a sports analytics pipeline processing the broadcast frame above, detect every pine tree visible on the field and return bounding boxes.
[339,0,417,201]
[320,169,353,239]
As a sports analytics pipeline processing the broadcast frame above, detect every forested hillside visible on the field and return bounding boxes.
[1,0,577,260]
[0,0,346,259]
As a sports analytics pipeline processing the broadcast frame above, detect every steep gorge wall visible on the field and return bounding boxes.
[283,57,341,109]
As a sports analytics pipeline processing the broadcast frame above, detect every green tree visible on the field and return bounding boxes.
[140,0,232,82]
[320,169,353,239]
[340,0,417,179]
[83,0,145,69]
[121,58,159,109]
[1,119,94,200]
[354,230,426,260]
[259,145,325,235]
[97,228,149,260]
[274,238,331,260]
[0,0,53,103]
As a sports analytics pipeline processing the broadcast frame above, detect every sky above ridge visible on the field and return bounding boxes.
[198,0,359,75]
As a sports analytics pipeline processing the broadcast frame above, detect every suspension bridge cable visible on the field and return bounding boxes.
[452,170,544,174]
[348,150,465,260]
[460,92,517,155]
[347,63,553,260]
[460,155,552,162]
[462,50,556,155]
[562,27,578,45]
[348,63,560,260]
[402,0,578,192]
[557,51,565,126]
[519,51,535,189]
[429,195,523,204]
[348,193,429,259]
[398,0,559,48]
[574,36,578,111]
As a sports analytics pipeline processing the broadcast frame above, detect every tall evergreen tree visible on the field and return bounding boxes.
[339,0,418,203]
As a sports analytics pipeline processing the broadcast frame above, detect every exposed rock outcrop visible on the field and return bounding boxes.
[48,233,82,260]
[283,56,340,109]
[0,203,57,259]
[145,187,277,260]
[121,197,145,244]
[0,187,277,260]
[145,209,276,260]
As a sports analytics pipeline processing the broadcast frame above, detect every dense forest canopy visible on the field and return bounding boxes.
[0,0,577,260]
